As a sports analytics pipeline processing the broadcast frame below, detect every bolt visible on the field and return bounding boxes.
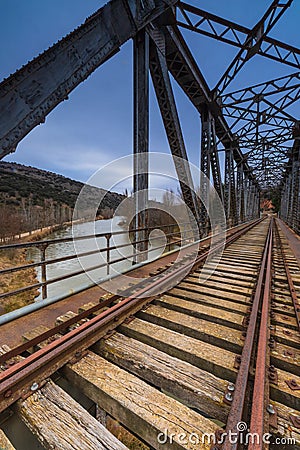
[30,382,39,392]
[269,373,276,381]
[236,356,242,363]
[269,365,275,372]
[3,389,12,398]
[293,416,300,426]
[290,379,298,387]
[225,392,233,402]
[267,404,275,415]
[228,384,235,392]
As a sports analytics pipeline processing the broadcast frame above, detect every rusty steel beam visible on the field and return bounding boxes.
[0,0,177,159]
[133,29,150,262]
[149,34,201,225]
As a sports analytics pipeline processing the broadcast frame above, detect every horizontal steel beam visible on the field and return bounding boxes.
[0,0,177,159]
[177,1,299,75]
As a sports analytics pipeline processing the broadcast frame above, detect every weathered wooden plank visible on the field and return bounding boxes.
[120,318,238,381]
[275,325,300,349]
[155,295,245,330]
[272,401,300,448]
[173,283,249,305]
[173,284,249,307]
[187,273,254,290]
[216,256,260,267]
[189,273,254,289]
[94,332,230,423]
[196,268,255,282]
[196,265,255,278]
[63,352,219,450]
[273,313,299,330]
[16,380,127,450]
[0,430,15,450]
[138,304,243,353]
[184,276,252,296]
[271,342,300,375]
[271,368,300,411]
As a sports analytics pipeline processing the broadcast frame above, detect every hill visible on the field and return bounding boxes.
[0,161,125,239]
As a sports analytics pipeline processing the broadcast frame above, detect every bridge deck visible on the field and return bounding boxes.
[0,218,299,449]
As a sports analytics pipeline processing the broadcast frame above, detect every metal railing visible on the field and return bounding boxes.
[0,222,195,303]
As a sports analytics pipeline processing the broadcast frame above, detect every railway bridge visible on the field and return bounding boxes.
[0,1,300,449]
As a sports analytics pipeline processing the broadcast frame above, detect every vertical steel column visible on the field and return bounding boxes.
[133,30,149,263]
[290,145,300,231]
[200,109,211,236]
[224,147,237,226]
[243,175,249,221]
[280,181,288,221]
[247,180,255,220]
[199,108,224,236]
[236,164,245,223]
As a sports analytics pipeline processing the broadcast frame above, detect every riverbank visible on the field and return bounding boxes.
[0,248,39,315]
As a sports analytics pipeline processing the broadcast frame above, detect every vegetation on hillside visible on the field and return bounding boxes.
[0,162,124,240]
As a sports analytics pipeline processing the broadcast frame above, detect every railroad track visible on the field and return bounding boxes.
[0,217,299,450]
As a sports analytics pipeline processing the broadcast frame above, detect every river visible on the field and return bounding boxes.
[28,217,167,300]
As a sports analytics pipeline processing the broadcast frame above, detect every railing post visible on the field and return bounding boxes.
[105,234,112,275]
[39,243,49,299]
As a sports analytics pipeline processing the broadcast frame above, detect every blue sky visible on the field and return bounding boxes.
[1,0,299,192]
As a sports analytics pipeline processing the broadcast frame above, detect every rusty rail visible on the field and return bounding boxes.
[274,221,300,333]
[248,220,273,450]
[220,218,273,450]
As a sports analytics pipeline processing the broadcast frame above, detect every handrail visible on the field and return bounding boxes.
[0,221,194,301]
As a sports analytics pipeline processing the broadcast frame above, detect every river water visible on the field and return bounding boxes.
[28,217,166,300]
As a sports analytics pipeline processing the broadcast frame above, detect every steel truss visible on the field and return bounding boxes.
[0,0,299,235]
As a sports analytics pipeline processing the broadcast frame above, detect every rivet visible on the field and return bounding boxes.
[225,392,233,402]
[267,404,275,415]
[3,389,12,398]
[30,382,39,392]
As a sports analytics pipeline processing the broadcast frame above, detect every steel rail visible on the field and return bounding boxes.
[274,221,300,333]
[0,219,265,412]
[220,219,273,450]
[248,219,273,450]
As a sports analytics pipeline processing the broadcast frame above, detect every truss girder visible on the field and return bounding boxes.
[220,72,300,107]
[0,0,177,159]
[161,25,259,188]
[199,109,224,234]
[149,35,201,225]
[213,0,294,94]
[177,1,299,94]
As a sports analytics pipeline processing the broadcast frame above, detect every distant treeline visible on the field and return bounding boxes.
[0,162,124,240]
